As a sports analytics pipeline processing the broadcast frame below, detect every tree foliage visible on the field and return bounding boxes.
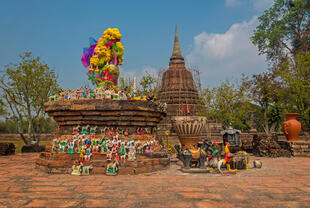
[0,52,60,145]
[136,71,158,97]
[0,98,6,117]
[277,52,310,130]
[199,81,252,131]
[242,72,284,133]
[251,0,310,65]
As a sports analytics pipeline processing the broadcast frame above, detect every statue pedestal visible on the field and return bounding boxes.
[179,137,200,151]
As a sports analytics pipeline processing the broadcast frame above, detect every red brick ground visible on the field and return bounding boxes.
[0,153,309,208]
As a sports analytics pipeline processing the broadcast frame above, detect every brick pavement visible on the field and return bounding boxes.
[0,153,309,208]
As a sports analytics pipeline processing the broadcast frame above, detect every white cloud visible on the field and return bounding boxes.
[252,0,274,11]
[186,16,267,87]
[225,0,273,11]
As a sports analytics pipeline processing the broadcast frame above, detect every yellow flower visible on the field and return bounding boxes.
[103,28,122,40]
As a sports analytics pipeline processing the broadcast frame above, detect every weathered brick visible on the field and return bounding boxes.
[92,153,106,160]
[118,167,135,175]
[90,167,106,175]
[64,160,74,167]
[91,160,105,167]
[49,160,65,167]
[153,158,160,165]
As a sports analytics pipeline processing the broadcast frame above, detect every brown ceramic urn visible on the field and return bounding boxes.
[283,113,301,141]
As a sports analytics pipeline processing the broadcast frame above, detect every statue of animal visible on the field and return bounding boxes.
[174,139,213,169]
[106,160,119,175]
[210,142,235,174]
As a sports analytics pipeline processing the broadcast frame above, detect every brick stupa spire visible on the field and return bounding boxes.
[170,25,184,63]
[158,26,199,116]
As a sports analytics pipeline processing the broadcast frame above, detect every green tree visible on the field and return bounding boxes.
[0,98,6,117]
[136,71,158,97]
[0,52,60,145]
[242,72,283,133]
[251,0,310,65]
[199,80,252,131]
[277,52,310,131]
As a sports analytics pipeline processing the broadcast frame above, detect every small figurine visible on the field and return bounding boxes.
[92,145,98,153]
[112,136,119,147]
[217,142,236,174]
[59,139,67,153]
[145,146,154,154]
[52,138,59,152]
[113,153,120,162]
[67,140,75,154]
[124,129,129,136]
[91,137,96,146]
[79,151,85,163]
[72,125,80,135]
[89,89,95,99]
[106,160,119,176]
[127,141,136,161]
[119,142,126,155]
[81,165,93,175]
[137,128,144,135]
[102,140,108,153]
[85,138,91,148]
[81,126,88,135]
[127,150,136,161]
[120,154,126,162]
[106,151,113,161]
[84,154,91,162]
[113,90,120,100]
[71,162,82,176]
[90,126,97,135]
[212,142,219,160]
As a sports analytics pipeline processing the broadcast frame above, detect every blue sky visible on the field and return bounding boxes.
[0,0,273,89]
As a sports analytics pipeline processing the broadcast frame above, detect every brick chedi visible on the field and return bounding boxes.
[157,26,202,142]
[158,26,199,116]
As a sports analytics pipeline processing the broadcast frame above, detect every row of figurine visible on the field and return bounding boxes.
[48,86,153,102]
[72,125,152,136]
[68,135,161,176]
[52,134,162,159]
[71,159,122,176]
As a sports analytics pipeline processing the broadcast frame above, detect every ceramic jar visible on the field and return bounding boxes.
[283,113,301,141]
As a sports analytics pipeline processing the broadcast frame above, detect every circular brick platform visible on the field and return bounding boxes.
[44,99,166,135]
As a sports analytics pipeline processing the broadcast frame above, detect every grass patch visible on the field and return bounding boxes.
[0,140,51,154]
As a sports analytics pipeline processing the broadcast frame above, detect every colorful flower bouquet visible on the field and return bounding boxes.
[81,28,124,89]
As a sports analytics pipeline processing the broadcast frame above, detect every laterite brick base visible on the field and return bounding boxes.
[278,140,310,157]
[35,147,170,175]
